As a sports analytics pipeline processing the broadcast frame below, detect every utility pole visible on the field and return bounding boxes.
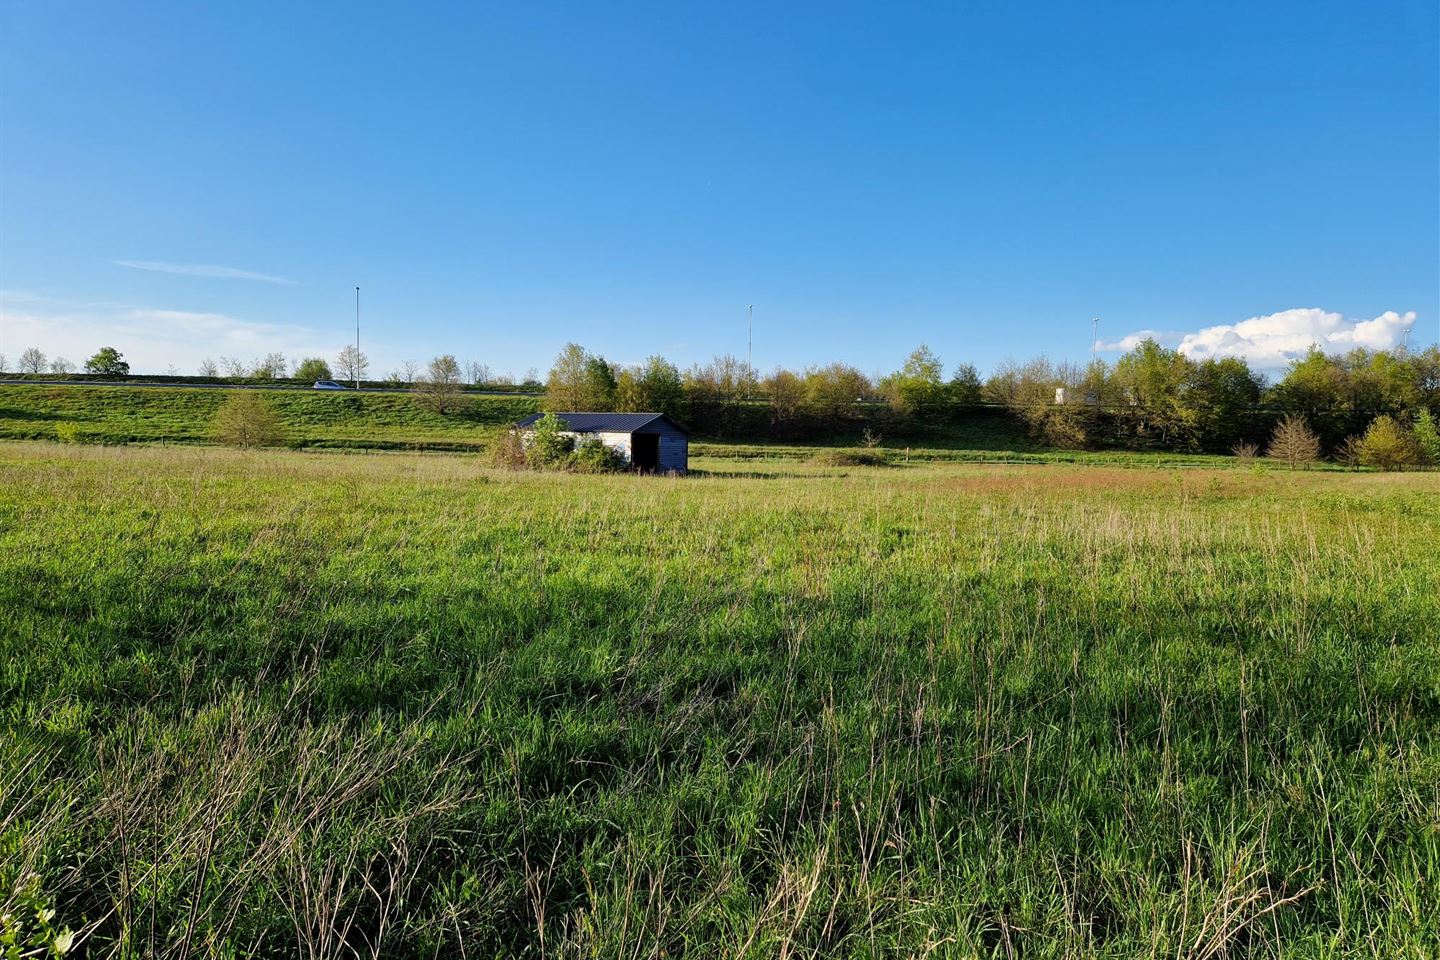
[1091,317,1099,365]
[354,286,361,389]
[1401,326,1411,353]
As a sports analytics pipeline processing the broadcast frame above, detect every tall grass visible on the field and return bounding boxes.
[2,443,1437,957]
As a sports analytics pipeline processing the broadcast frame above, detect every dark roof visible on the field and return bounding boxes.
[514,412,690,435]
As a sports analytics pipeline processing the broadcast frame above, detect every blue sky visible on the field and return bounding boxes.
[1,0,1436,377]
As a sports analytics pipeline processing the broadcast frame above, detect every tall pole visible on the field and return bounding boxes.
[1402,326,1411,353]
[747,304,753,375]
[1091,317,1099,365]
[354,286,361,389]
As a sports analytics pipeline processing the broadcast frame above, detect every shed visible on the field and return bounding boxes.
[514,412,690,473]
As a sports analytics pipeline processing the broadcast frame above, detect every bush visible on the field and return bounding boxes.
[490,430,527,469]
[524,413,574,468]
[570,437,625,473]
[54,422,97,444]
[811,448,890,467]
[211,392,287,448]
[1231,441,1258,463]
[1357,415,1419,471]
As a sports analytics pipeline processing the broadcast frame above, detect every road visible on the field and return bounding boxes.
[0,379,542,397]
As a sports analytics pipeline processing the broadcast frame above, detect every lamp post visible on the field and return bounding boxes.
[354,286,361,389]
[747,304,753,374]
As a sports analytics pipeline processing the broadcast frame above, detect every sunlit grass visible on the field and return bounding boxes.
[2,442,1437,957]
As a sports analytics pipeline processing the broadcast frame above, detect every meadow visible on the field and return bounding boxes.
[2,442,1438,957]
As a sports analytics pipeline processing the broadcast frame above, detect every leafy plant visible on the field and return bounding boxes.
[1413,408,1440,465]
[524,412,573,467]
[210,392,287,448]
[1357,414,1419,471]
[570,437,625,473]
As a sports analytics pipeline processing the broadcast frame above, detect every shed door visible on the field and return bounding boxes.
[632,433,659,471]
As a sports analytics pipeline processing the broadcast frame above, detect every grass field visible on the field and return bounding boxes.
[3,443,1438,957]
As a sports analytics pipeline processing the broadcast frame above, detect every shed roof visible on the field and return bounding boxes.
[514,412,690,435]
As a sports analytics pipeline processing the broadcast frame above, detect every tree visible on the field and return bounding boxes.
[398,360,420,384]
[802,363,870,417]
[948,363,983,406]
[1110,339,1197,446]
[583,355,618,409]
[211,392,286,448]
[881,345,945,415]
[1357,415,1419,471]
[294,357,332,380]
[251,352,287,379]
[0,353,6,372]
[615,355,684,418]
[1265,414,1321,469]
[198,358,219,377]
[19,348,47,374]
[220,356,249,378]
[545,343,617,411]
[764,369,806,426]
[465,360,491,386]
[1413,408,1440,465]
[1184,356,1264,451]
[335,345,369,385]
[84,346,129,376]
[415,354,466,415]
[49,357,74,375]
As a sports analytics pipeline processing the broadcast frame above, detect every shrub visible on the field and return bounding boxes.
[1357,415,1419,471]
[1265,414,1320,469]
[1231,441,1258,463]
[811,448,890,467]
[570,437,625,473]
[211,392,287,448]
[524,413,573,468]
[1414,409,1440,465]
[55,422,87,444]
[490,430,527,469]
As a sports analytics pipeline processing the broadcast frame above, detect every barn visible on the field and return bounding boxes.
[514,412,690,473]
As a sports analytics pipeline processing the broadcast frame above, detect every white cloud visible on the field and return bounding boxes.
[0,294,340,374]
[1096,329,1179,352]
[116,260,297,285]
[1102,308,1417,367]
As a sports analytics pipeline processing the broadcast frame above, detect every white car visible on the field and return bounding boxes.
[313,380,347,390]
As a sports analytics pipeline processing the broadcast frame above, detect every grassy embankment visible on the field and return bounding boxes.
[2,443,1437,957]
[0,384,540,451]
[1,384,1250,465]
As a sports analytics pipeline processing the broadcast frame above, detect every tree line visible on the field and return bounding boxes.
[536,339,1440,462]
[8,337,1438,465]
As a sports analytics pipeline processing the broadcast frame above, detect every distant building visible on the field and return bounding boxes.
[514,412,690,473]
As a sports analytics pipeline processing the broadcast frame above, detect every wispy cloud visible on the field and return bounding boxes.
[0,293,339,374]
[115,260,297,285]
[1100,308,1417,367]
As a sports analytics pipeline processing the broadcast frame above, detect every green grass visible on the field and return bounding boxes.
[2,443,1439,957]
[0,384,540,450]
